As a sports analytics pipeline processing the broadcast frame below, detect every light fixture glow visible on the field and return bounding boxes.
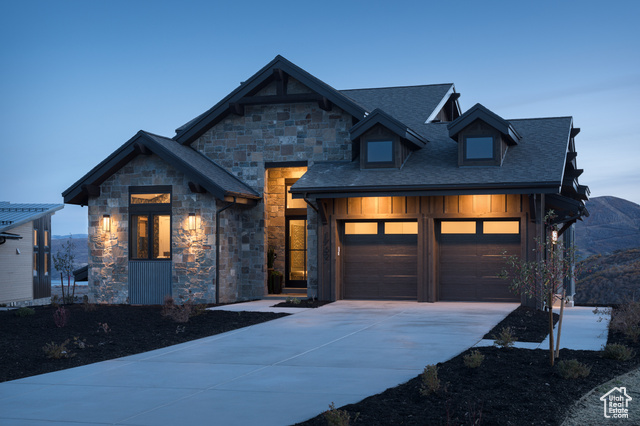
[188,213,196,231]
[103,215,111,232]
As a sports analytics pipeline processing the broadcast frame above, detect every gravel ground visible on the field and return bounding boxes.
[562,366,640,425]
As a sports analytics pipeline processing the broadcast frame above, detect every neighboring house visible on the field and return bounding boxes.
[0,202,64,305]
[62,56,588,305]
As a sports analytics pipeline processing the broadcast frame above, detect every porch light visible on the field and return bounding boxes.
[188,213,196,231]
[102,215,111,232]
[551,229,558,244]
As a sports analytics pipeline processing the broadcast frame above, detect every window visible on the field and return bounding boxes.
[483,221,520,234]
[44,230,49,247]
[465,137,494,160]
[33,229,38,247]
[384,222,418,235]
[286,183,306,210]
[441,221,477,234]
[345,222,378,235]
[129,187,172,260]
[33,253,38,277]
[367,140,393,163]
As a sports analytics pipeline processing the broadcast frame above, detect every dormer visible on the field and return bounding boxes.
[349,108,427,169]
[447,103,520,167]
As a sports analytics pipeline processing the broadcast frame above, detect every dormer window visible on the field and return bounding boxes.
[366,140,394,163]
[464,136,494,160]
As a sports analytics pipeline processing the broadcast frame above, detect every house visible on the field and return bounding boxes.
[62,56,588,305]
[0,202,64,306]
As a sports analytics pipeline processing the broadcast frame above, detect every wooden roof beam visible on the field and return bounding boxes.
[229,103,245,116]
[571,128,581,138]
[318,96,332,111]
[188,182,207,194]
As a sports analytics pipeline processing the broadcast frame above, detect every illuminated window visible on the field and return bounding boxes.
[130,187,172,260]
[483,221,520,234]
[345,222,378,235]
[33,229,38,247]
[441,221,477,234]
[44,230,49,247]
[286,183,306,209]
[33,253,37,277]
[44,255,49,276]
[384,222,418,235]
[130,193,171,204]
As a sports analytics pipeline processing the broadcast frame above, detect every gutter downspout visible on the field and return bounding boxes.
[215,197,236,304]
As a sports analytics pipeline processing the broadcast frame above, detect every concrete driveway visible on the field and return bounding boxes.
[0,301,516,425]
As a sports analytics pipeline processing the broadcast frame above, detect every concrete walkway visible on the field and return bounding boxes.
[474,306,610,350]
[0,301,516,426]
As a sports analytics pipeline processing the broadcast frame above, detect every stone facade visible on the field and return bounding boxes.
[88,154,218,304]
[192,79,355,299]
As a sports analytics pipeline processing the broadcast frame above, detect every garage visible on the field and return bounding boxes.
[438,220,521,302]
[342,221,417,300]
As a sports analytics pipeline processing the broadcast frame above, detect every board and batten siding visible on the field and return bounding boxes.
[0,222,33,303]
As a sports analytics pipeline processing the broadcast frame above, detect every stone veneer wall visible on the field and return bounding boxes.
[193,88,354,299]
[87,154,218,304]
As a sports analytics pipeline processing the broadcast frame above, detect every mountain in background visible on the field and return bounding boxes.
[574,248,640,305]
[575,196,640,258]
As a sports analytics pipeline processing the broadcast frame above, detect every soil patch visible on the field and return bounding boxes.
[483,306,560,342]
[271,299,332,308]
[297,307,639,426]
[0,304,288,383]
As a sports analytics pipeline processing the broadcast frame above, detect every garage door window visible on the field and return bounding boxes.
[384,222,418,234]
[345,222,378,235]
[483,221,519,234]
[441,221,476,234]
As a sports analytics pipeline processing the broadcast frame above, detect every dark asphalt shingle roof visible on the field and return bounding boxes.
[291,117,572,194]
[143,132,260,199]
[340,84,454,129]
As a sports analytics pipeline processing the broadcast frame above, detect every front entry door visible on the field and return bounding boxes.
[285,217,307,288]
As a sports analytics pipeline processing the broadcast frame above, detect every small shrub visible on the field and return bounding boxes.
[14,307,35,317]
[420,364,440,396]
[609,300,640,342]
[51,295,59,308]
[72,336,91,349]
[286,297,301,305]
[556,359,591,379]
[161,295,203,323]
[324,402,358,426]
[53,306,69,327]
[493,326,517,348]
[42,340,75,359]
[463,350,485,368]
[97,322,111,333]
[602,343,635,361]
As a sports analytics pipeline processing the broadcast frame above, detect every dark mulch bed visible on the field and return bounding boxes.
[483,306,560,342]
[272,299,332,308]
[298,307,639,426]
[0,304,288,383]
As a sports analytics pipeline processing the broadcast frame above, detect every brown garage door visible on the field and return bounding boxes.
[438,220,521,302]
[343,221,417,300]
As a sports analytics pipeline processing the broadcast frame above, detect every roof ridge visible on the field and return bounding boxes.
[508,116,573,122]
[340,83,453,91]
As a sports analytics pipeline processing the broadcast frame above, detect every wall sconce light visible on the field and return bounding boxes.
[551,229,558,244]
[102,215,111,232]
[188,213,196,231]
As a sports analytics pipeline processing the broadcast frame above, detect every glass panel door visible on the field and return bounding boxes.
[286,217,307,288]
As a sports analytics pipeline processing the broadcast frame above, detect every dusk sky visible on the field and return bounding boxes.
[1,1,638,236]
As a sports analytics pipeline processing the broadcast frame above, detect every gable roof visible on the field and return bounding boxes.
[340,84,455,129]
[174,55,369,145]
[291,117,573,197]
[447,103,521,145]
[62,131,260,205]
[349,108,428,148]
[0,202,64,233]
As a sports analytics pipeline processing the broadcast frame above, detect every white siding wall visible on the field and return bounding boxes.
[0,222,33,303]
